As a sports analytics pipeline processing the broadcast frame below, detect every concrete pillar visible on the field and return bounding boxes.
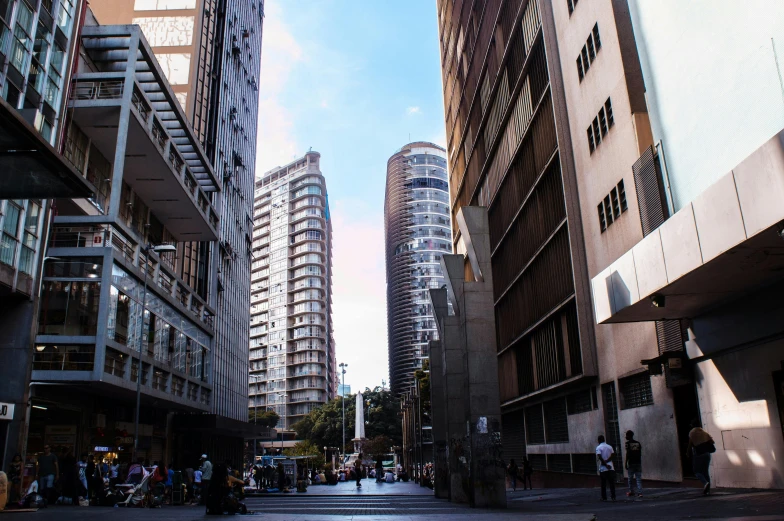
[428,206,506,509]
[428,336,449,499]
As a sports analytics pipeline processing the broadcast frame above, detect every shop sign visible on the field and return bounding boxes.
[94,446,114,452]
[0,402,14,420]
[116,436,134,445]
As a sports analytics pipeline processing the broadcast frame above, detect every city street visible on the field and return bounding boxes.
[13,482,784,520]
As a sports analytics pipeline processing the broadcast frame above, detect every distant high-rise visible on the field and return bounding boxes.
[384,142,451,396]
[249,152,336,431]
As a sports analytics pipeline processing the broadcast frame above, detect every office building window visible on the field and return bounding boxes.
[587,97,614,153]
[576,23,601,82]
[597,179,628,233]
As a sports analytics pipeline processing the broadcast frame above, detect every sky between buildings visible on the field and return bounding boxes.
[254,0,446,393]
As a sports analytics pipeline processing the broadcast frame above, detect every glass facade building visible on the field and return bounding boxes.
[384,142,451,396]
[249,152,336,431]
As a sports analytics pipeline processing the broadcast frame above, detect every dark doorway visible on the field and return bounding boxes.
[773,367,784,446]
[672,381,701,477]
[601,381,623,481]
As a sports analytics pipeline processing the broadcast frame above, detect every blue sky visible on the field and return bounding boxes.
[255,1,446,393]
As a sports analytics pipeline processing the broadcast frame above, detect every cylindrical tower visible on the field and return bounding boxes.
[384,142,451,396]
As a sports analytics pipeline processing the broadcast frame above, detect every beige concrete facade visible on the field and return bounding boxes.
[547,0,682,482]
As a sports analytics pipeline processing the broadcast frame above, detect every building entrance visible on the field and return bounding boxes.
[671,382,701,477]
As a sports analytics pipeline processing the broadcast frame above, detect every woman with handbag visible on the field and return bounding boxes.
[687,419,715,495]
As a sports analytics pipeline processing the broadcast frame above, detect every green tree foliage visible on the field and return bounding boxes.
[248,409,280,429]
[414,359,431,425]
[291,387,402,453]
[363,435,394,458]
[283,441,325,469]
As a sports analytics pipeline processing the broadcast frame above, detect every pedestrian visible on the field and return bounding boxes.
[193,467,203,503]
[109,459,120,487]
[687,419,715,495]
[85,455,98,502]
[8,454,22,503]
[184,466,194,503]
[596,435,616,502]
[522,456,533,490]
[507,459,519,491]
[358,454,367,487]
[77,454,88,499]
[625,430,643,498]
[36,444,59,501]
[199,454,212,505]
[375,455,384,484]
[276,462,286,490]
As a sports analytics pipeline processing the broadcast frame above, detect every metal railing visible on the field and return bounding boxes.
[131,87,150,121]
[71,80,124,100]
[49,227,109,248]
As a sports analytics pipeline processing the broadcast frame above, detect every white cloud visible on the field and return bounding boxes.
[406,106,421,115]
[255,1,302,176]
[330,199,389,392]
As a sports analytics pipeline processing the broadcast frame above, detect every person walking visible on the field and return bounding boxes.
[522,457,533,490]
[36,444,59,501]
[199,454,212,505]
[625,430,643,498]
[596,435,616,502]
[687,420,715,495]
[192,467,202,504]
[506,459,518,491]
[109,459,120,487]
[276,462,286,490]
[77,454,88,500]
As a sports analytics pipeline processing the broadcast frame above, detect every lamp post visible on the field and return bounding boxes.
[249,374,264,464]
[132,243,176,463]
[339,362,347,468]
[275,392,286,454]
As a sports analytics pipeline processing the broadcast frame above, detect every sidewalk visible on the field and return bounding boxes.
[245,479,434,496]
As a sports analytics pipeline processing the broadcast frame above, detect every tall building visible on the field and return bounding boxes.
[87,0,263,428]
[589,1,784,489]
[435,0,687,485]
[0,0,95,470]
[384,142,451,396]
[249,152,336,433]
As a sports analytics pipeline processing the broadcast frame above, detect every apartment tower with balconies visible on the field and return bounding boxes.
[384,142,451,397]
[249,151,335,433]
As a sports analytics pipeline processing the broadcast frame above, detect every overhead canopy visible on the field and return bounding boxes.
[0,97,95,199]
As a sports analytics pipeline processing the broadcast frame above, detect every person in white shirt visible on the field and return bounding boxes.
[595,435,616,501]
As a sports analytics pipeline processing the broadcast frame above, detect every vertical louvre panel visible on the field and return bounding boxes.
[495,220,574,348]
[515,337,535,394]
[564,300,583,376]
[525,404,545,444]
[656,319,683,354]
[632,145,669,236]
[547,454,572,472]
[502,410,527,463]
[492,160,565,296]
[521,0,540,53]
[544,398,568,443]
[532,319,564,390]
[529,454,546,470]
[498,348,518,401]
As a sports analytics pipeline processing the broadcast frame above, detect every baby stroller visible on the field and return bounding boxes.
[115,472,151,507]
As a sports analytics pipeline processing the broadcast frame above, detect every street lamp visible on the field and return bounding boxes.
[132,243,176,463]
[339,362,348,467]
[275,392,286,454]
[249,374,265,464]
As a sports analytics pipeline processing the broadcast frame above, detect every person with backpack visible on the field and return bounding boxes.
[687,420,715,495]
[507,459,519,491]
[625,430,643,498]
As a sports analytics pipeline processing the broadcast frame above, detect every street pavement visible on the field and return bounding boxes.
[8,481,783,520]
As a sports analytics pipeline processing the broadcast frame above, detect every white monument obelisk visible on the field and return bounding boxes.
[353,391,366,453]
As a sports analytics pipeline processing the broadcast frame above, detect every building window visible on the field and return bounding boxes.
[33,344,95,371]
[38,281,101,335]
[567,0,579,16]
[619,372,654,409]
[544,398,569,443]
[104,348,126,378]
[0,200,22,266]
[587,98,615,153]
[566,388,595,415]
[598,179,628,233]
[576,23,601,82]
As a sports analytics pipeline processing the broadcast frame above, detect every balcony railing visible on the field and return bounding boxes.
[71,79,124,100]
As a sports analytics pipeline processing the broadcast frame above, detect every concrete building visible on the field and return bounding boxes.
[28,23,229,467]
[434,0,693,485]
[249,152,336,433]
[0,0,95,471]
[590,1,784,489]
[384,142,451,396]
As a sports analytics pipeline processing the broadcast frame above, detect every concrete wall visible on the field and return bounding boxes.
[627,0,784,211]
[686,280,784,489]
